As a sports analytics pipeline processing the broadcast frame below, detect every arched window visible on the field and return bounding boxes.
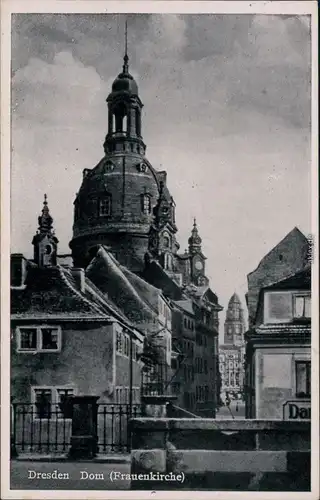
[163,232,170,248]
[141,194,151,214]
[164,253,172,270]
[99,194,112,217]
[105,161,114,172]
[135,109,141,136]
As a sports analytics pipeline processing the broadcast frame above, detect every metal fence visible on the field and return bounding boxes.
[97,403,142,453]
[11,403,142,455]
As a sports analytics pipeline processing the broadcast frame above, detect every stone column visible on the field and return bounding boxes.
[68,396,100,460]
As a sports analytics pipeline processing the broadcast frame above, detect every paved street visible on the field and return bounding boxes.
[216,401,246,420]
[11,460,131,490]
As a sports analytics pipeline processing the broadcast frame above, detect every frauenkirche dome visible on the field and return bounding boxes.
[69,52,175,272]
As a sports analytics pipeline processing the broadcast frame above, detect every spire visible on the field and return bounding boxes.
[32,194,58,267]
[188,217,202,253]
[38,194,54,235]
[122,19,129,74]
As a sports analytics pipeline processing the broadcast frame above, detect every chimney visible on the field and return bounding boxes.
[71,267,85,293]
[10,254,27,287]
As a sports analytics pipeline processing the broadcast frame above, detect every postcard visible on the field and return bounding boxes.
[1,1,318,499]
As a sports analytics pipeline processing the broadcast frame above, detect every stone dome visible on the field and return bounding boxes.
[111,71,138,95]
[228,292,241,306]
[70,151,173,270]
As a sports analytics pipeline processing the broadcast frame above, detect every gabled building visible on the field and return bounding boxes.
[11,198,145,408]
[246,227,310,328]
[245,228,311,419]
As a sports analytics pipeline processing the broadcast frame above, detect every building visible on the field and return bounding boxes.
[172,283,222,416]
[11,47,222,417]
[219,293,246,400]
[244,228,311,419]
[11,198,145,408]
[246,227,310,328]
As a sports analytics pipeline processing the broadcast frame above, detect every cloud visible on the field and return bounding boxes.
[10,13,312,327]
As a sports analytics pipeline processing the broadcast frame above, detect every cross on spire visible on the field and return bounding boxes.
[122,19,129,74]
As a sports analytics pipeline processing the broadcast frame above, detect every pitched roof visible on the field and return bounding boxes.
[11,265,111,320]
[174,299,194,316]
[86,246,157,326]
[120,265,161,312]
[141,259,183,301]
[264,263,311,290]
[247,227,309,323]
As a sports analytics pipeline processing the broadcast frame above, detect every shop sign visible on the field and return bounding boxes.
[283,400,311,420]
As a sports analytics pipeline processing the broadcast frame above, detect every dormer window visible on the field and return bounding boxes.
[141,194,151,214]
[264,291,311,324]
[137,162,148,173]
[99,195,111,217]
[105,161,115,172]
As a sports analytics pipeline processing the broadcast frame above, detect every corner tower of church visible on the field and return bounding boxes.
[69,41,175,271]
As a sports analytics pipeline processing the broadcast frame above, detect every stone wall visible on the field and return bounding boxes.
[130,418,311,491]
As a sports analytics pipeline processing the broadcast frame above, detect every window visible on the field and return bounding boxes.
[116,331,123,354]
[41,328,59,350]
[17,326,61,353]
[296,361,311,398]
[204,360,208,374]
[19,328,37,350]
[31,386,74,419]
[164,253,172,270]
[265,292,293,323]
[105,161,114,172]
[99,195,111,217]
[204,386,209,402]
[124,334,130,357]
[163,236,170,248]
[138,162,148,173]
[141,194,151,214]
[294,295,311,319]
[132,341,137,361]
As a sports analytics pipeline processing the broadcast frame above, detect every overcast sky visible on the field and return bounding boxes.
[10,13,311,336]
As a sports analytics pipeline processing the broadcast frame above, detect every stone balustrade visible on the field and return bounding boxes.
[130,418,311,491]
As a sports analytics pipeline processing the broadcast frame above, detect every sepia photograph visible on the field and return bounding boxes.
[1,1,318,499]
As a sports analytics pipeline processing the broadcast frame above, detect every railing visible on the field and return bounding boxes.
[11,403,142,455]
[97,403,142,454]
[11,403,72,455]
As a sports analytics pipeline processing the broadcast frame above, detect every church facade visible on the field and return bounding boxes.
[11,48,223,417]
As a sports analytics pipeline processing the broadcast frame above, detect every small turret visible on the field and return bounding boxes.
[32,194,58,267]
